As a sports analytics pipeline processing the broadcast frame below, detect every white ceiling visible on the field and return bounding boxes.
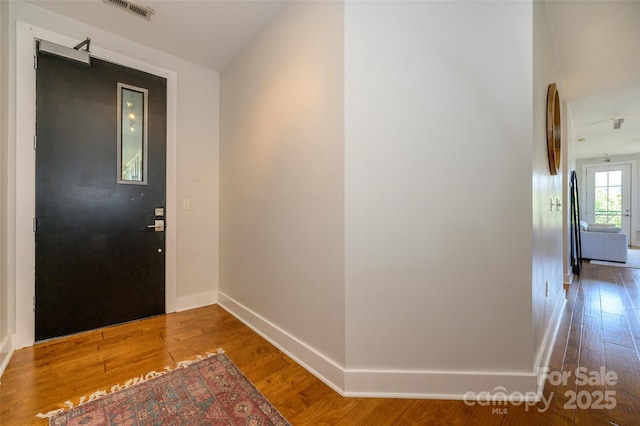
[26,0,286,71]
[27,1,640,161]
[545,0,640,160]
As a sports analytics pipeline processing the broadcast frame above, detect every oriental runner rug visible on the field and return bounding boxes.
[37,351,290,425]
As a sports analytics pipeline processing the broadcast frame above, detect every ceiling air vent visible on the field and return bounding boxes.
[103,0,154,20]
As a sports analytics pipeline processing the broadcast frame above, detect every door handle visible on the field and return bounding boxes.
[147,220,164,232]
[623,214,630,217]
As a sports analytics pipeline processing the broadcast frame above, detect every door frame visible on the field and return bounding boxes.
[581,160,637,247]
[14,21,177,348]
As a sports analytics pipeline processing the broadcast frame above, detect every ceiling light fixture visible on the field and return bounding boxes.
[613,118,624,130]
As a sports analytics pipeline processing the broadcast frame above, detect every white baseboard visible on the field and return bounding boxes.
[343,368,539,400]
[175,291,217,312]
[0,335,14,379]
[563,272,573,286]
[217,291,345,395]
[217,292,548,400]
[345,293,565,401]
[0,289,567,399]
[534,291,567,394]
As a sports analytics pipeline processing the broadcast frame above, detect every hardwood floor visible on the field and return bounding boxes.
[1,260,640,425]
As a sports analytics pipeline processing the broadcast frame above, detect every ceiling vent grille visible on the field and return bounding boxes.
[103,0,154,20]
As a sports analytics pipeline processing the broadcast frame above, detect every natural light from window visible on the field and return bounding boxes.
[594,170,622,227]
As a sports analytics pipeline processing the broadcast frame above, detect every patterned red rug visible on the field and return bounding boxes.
[37,351,290,425]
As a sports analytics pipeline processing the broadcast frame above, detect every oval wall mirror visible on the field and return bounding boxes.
[546,83,561,175]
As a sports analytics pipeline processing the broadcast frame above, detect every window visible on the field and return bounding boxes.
[593,170,622,227]
[117,83,148,184]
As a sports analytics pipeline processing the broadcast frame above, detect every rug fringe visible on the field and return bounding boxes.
[35,408,64,419]
[175,350,221,369]
[35,349,224,420]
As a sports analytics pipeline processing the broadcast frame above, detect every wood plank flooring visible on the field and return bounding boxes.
[2,260,640,425]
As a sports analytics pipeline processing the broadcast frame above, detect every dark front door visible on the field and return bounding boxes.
[35,50,167,341]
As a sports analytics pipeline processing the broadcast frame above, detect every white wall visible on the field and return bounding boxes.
[219,1,345,389]
[174,64,219,308]
[532,1,566,369]
[0,0,13,376]
[344,1,552,396]
[219,0,565,398]
[6,0,219,348]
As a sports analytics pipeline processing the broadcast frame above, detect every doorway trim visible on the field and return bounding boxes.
[14,21,177,348]
[581,160,637,247]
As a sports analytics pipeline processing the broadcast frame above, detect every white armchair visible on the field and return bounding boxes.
[580,221,628,263]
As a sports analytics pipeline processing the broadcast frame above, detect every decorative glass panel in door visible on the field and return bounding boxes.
[118,83,148,184]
